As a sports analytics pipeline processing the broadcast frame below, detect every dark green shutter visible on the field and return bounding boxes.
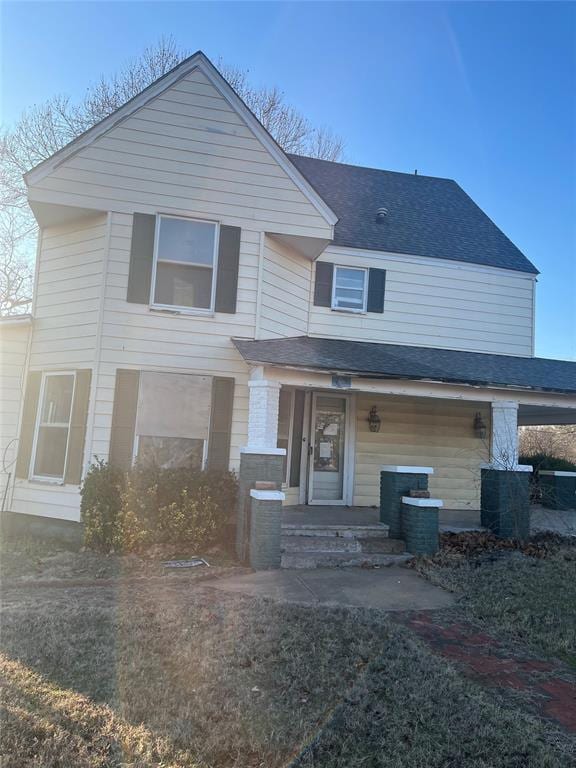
[207,377,235,470]
[313,262,334,306]
[109,369,140,470]
[215,225,241,313]
[289,390,306,488]
[64,369,92,484]
[15,372,42,479]
[127,213,156,304]
[367,268,386,313]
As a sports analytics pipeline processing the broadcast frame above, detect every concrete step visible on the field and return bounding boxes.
[281,523,389,539]
[282,535,361,553]
[281,551,411,569]
[358,537,407,554]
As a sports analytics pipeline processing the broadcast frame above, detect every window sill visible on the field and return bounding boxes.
[149,306,215,318]
[330,307,367,315]
[28,477,65,487]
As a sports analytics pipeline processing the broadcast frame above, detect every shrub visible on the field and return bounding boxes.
[81,461,237,553]
[80,459,124,551]
[519,452,576,473]
[519,452,576,504]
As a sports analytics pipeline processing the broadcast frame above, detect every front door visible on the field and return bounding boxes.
[308,394,348,505]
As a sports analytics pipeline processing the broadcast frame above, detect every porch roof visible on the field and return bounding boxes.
[233,336,576,395]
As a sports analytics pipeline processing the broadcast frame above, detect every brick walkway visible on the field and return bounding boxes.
[397,612,576,733]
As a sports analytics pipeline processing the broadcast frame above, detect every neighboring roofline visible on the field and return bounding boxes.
[24,51,338,228]
[0,313,33,326]
[325,243,539,280]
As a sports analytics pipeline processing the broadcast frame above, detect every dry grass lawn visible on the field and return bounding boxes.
[1,534,575,767]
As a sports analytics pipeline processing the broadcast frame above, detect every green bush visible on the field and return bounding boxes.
[80,459,124,551]
[80,461,237,553]
[519,452,576,473]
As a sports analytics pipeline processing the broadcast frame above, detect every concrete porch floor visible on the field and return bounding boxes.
[282,504,576,536]
[282,504,480,533]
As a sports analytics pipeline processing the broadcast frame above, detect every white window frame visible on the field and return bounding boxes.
[30,371,76,484]
[150,214,220,315]
[331,265,368,313]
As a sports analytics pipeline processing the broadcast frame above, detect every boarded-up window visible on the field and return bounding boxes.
[135,372,212,469]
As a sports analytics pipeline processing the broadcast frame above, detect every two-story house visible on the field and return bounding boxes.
[1,51,575,530]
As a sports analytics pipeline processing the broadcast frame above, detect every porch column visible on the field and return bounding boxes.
[236,371,286,561]
[247,377,282,451]
[490,400,519,469]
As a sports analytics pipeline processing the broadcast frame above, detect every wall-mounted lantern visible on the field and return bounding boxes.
[368,406,381,433]
[473,412,487,440]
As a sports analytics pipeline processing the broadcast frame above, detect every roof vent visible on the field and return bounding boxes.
[376,207,388,223]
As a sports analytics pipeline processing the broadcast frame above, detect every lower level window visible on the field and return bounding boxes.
[137,436,204,470]
[32,372,75,481]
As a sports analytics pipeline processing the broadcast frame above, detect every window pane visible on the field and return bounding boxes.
[34,426,68,478]
[158,218,215,266]
[154,262,212,309]
[335,268,365,290]
[137,436,204,470]
[41,375,74,424]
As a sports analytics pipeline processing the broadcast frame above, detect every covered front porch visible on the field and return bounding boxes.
[233,336,576,567]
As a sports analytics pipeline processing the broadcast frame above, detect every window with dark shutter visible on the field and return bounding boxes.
[367,268,386,313]
[215,225,241,314]
[313,262,334,307]
[206,377,235,470]
[127,214,156,304]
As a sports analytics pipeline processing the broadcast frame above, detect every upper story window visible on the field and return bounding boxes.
[331,266,368,312]
[152,215,219,312]
[32,372,75,482]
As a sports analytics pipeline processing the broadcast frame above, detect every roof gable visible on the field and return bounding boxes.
[25,52,337,228]
[289,155,538,274]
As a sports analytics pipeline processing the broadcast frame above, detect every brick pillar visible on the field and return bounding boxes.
[481,466,532,540]
[249,489,285,570]
[539,471,576,511]
[380,466,433,539]
[401,497,442,555]
[236,448,285,561]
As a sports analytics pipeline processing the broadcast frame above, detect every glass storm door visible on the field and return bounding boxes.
[308,394,347,504]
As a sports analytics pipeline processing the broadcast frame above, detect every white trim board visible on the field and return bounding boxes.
[24,52,338,228]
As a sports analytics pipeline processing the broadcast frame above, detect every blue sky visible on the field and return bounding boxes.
[2,1,575,360]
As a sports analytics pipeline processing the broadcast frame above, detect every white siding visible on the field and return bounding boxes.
[89,211,254,472]
[10,215,106,520]
[259,236,312,338]
[27,68,332,240]
[0,322,30,510]
[309,247,535,356]
[354,394,490,510]
[28,215,107,369]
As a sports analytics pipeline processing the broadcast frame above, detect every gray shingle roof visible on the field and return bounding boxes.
[288,155,538,275]
[233,336,576,394]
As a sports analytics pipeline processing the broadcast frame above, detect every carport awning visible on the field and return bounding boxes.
[233,336,576,396]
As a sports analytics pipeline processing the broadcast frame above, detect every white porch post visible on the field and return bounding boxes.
[246,374,283,453]
[490,400,519,469]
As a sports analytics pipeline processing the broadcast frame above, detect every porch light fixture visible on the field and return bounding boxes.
[368,406,381,433]
[473,412,487,440]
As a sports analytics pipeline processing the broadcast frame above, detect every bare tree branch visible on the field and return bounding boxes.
[1,38,345,315]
